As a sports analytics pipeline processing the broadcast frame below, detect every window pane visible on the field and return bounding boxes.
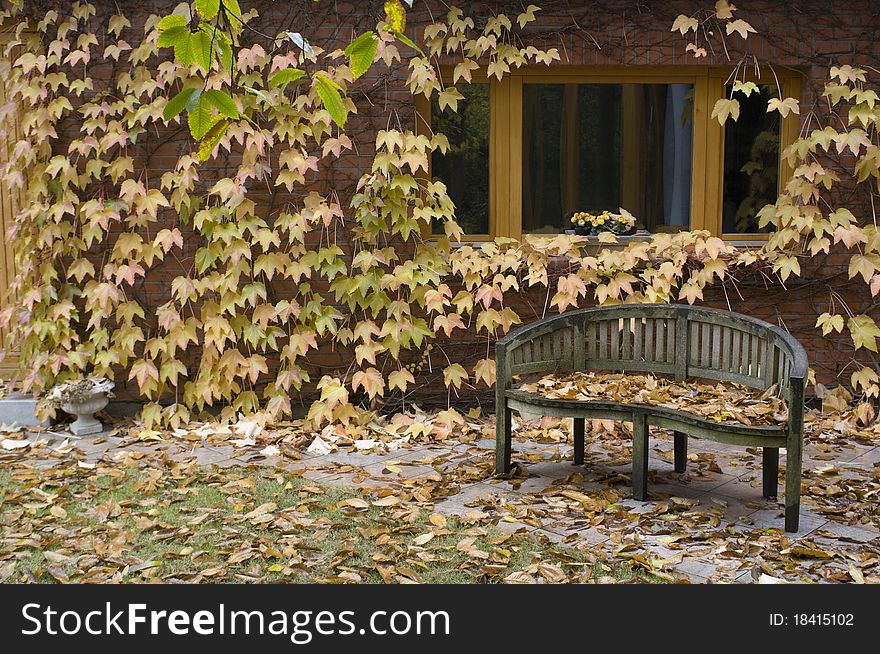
[722,85,780,234]
[522,83,694,234]
[431,84,490,235]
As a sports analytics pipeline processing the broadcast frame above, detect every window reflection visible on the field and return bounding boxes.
[722,85,781,234]
[430,84,490,235]
[522,83,694,234]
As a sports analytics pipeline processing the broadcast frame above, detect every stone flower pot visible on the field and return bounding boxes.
[62,391,110,436]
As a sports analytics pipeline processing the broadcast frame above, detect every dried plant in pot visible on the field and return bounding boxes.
[41,377,115,436]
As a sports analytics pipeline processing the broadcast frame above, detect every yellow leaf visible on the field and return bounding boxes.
[443,363,468,390]
[671,14,698,35]
[848,314,880,352]
[384,0,406,33]
[725,19,756,39]
[473,358,496,387]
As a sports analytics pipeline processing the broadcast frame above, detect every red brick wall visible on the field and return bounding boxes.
[22,0,880,407]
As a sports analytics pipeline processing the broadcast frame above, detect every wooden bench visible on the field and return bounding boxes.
[494,305,808,532]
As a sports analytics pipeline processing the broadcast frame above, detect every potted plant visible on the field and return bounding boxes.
[41,376,115,436]
[569,208,637,236]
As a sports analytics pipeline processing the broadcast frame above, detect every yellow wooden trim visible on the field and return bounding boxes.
[704,75,726,235]
[507,75,523,240]
[489,77,505,240]
[517,65,710,79]
[779,75,802,196]
[691,74,711,232]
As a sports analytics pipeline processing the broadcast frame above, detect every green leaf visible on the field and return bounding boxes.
[198,118,229,162]
[345,31,378,79]
[215,31,233,71]
[203,89,239,119]
[244,86,270,103]
[269,68,305,89]
[393,29,423,55]
[157,25,187,49]
[314,73,347,127]
[157,15,187,31]
[224,0,243,18]
[186,87,203,112]
[195,0,220,20]
[163,87,196,121]
[189,30,214,71]
[173,30,195,66]
[188,96,214,140]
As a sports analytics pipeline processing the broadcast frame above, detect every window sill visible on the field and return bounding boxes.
[443,233,766,248]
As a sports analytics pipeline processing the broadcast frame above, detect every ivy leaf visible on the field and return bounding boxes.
[202,89,239,119]
[816,312,845,336]
[197,118,228,162]
[443,364,468,390]
[473,358,496,387]
[163,87,196,121]
[345,31,378,79]
[352,367,384,399]
[388,368,414,393]
[157,25,187,48]
[671,15,698,35]
[188,95,214,140]
[849,315,880,352]
[314,73,347,127]
[711,98,740,124]
[725,18,756,39]
[269,68,305,89]
[189,30,214,71]
[195,0,221,20]
[767,97,800,118]
[732,80,758,97]
[772,255,801,282]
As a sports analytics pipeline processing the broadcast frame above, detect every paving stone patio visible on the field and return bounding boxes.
[5,418,879,584]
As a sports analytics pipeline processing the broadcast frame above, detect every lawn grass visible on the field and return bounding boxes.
[0,463,659,584]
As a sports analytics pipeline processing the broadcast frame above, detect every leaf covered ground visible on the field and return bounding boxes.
[0,445,652,584]
[1,388,878,584]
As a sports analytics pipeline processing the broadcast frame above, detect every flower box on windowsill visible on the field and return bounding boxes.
[564,228,651,240]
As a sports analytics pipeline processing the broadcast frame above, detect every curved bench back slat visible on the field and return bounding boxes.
[499,305,807,407]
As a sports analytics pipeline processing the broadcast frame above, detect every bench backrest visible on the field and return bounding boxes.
[498,305,808,404]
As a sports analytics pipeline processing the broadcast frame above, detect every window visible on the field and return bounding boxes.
[430,83,490,235]
[522,83,694,234]
[418,67,801,241]
[722,85,781,234]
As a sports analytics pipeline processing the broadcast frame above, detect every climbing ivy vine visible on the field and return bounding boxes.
[0,0,878,430]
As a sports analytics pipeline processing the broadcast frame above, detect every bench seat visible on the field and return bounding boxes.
[505,388,789,444]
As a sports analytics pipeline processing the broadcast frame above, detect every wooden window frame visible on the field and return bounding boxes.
[417,66,803,242]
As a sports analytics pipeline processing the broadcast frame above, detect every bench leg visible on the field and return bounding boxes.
[632,412,648,501]
[785,438,802,533]
[673,431,687,473]
[495,404,512,474]
[573,417,585,465]
[762,447,779,499]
